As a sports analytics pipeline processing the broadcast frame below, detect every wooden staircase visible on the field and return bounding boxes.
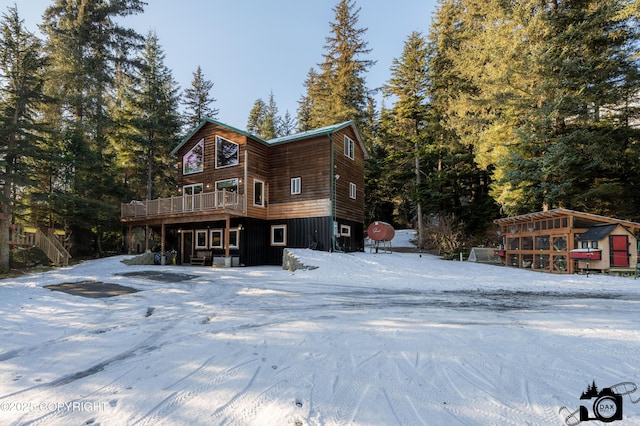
[9,225,72,267]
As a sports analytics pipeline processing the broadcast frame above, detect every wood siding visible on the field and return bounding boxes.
[268,136,332,208]
[126,120,367,262]
[176,124,249,193]
[332,128,366,224]
[268,199,332,220]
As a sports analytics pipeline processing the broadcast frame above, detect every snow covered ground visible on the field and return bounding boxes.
[1,230,640,425]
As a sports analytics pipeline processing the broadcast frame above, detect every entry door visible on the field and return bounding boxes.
[181,231,193,264]
[610,235,629,267]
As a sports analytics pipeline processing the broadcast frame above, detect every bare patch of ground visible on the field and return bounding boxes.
[43,281,139,298]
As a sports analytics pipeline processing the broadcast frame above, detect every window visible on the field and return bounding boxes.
[183,183,203,195]
[340,224,351,237]
[209,229,223,248]
[216,178,238,192]
[291,177,301,195]
[183,184,203,210]
[254,179,265,207]
[271,225,287,246]
[215,179,238,207]
[216,136,239,168]
[195,230,208,249]
[229,228,239,249]
[344,136,355,160]
[349,182,357,199]
[183,139,204,175]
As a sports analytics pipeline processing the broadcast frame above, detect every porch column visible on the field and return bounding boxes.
[160,223,166,264]
[128,225,133,254]
[224,215,231,259]
[145,224,150,251]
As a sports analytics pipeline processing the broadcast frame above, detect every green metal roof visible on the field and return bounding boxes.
[171,118,369,159]
[170,118,269,156]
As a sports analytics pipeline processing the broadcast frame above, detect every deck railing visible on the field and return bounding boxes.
[121,190,245,219]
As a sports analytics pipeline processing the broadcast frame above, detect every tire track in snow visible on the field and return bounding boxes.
[8,323,176,426]
[131,358,260,426]
[210,363,309,425]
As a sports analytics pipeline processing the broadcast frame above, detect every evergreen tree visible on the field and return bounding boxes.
[429,0,640,219]
[383,31,430,247]
[425,0,499,237]
[247,98,267,137]
[39,0,145,256]
[297,67,318,132]
[279,111,295,136]
[183,65,217,130]
[247,92,283,139]
[125,30,182,201]
[0,6,48,270]
[303,0,375,130]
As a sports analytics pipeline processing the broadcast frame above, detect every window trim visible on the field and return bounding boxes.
[271,225,287,246]
[344,136,355,160]
[349,182,357,199]
[291,177,301,195]
[340,224,351,237]
[183,183,203,196]
[215,135,239,169]
[195,229,208,249]
[209,229,223,249]
[254,179,265,207]
[183,138,204,175]
[228,228,240,249]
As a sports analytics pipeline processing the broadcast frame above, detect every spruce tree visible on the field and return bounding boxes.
[183,65,218,130]
[39,0,145,256]
[0,6,48,270]
[429,0,640,218]
[247,92,282,139]
[383,31,430,247]
[303,0,375,130]
[125,30,182,201]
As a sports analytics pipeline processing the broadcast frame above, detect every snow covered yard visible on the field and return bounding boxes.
[1,231,640,425]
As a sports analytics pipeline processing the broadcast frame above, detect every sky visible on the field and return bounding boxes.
[3,0,438,130]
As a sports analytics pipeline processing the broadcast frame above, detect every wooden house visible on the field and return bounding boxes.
[493,208,640,274]
[121,119,368,266]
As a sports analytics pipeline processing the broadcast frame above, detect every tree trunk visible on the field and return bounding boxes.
[415,141,424,248]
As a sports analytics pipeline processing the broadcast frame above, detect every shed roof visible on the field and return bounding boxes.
[494,208,640,234]
[171,118,368,159]
[577,224,619,241]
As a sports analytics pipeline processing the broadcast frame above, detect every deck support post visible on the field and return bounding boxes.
[224,215,231,265]
[160,223,166,264]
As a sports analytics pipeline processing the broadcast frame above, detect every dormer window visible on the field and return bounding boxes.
[183,138,204,175]
[216,136,239,168]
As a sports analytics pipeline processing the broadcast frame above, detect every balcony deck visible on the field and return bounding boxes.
[121,190,246,224]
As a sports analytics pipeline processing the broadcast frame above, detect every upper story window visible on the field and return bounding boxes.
[344,136,355,160]
[349,182,357,199]
[254,179,265,207]
[183,139,204,175]
[216,136,239,168]
[291,177,301,195]
[216,178,238,192]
